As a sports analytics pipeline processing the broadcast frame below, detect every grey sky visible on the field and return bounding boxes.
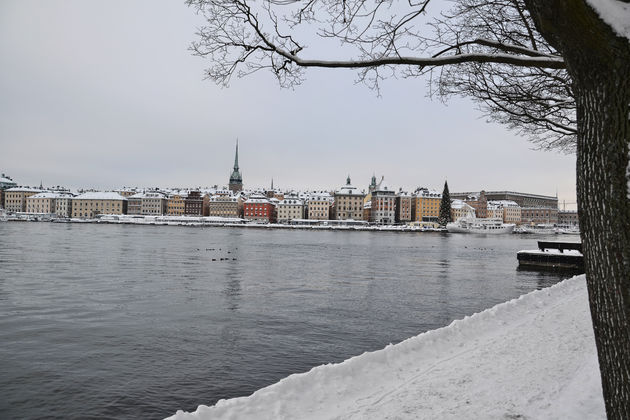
[0,0,577,209]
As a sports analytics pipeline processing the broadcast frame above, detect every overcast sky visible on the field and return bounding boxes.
[0,1,577,209]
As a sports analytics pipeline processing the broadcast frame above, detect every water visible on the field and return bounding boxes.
[0,223,572,419]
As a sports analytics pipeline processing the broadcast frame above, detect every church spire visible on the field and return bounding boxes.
[233,139,239,171]
[229,139,243,193]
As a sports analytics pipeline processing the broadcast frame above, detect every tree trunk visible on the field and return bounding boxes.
[524,1,630,418]
[576,61,630,420]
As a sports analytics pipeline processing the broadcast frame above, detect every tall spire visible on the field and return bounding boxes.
[229,139,243,193]
[233,138,239,171]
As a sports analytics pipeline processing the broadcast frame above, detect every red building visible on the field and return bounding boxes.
[243,194,276,223]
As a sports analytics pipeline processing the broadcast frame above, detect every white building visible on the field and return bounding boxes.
[450,199,476,221]
[487,200,522,224]
[370,177,396,224]
[276,196,305,223]
[141,191,168,215]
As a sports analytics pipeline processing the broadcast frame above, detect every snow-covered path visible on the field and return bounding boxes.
[168,275,605,420]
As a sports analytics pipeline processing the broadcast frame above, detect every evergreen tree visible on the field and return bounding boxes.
[438,181,451,227]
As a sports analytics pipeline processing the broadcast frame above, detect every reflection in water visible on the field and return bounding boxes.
[0,223,570,420]
[223,265,242,311]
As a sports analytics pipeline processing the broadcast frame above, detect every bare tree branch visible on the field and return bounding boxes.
[187,0,575,150]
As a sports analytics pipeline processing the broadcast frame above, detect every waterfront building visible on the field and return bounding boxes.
[451,190,558,210]
[396,190,412,223]
[370,177,396,224]
[458,190,488,218]
[167,192,187,216]
[487,200,522,224]
[0,174,17,190]
[307,192,333,220]
[228,141,243,193]
[141,191,168,215]
[558,210,579,227]
[243,194,276,222]
[71,192,127,218]
[521,207,559,225]
[450,199,476,221]
[412,187,442,223]
[184,191,208,216]
[0,174,17,208]
[207,194,242,218]
[26,192,63,214]
[363,201,372,221]
[334,176,365,220]
[55,194,74,217]
[127,193,143,215]
[113,188,139,198]
[276,195,304,223]
[4,187,43,213]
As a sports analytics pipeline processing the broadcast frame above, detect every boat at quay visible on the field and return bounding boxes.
[446,217,515,234]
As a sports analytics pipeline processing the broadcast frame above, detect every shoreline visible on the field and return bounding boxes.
[168,275,604,420]
[2,214,448,233]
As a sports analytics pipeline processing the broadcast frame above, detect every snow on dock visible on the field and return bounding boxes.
[167,275,603,420]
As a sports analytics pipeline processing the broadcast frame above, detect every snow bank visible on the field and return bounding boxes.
[167,275,604,420]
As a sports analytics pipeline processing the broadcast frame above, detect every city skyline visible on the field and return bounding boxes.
[0,0,577,209]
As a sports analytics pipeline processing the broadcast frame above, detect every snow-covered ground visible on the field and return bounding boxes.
[167,275,604,420]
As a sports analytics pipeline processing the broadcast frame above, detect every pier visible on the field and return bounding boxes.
[517,241,584,272]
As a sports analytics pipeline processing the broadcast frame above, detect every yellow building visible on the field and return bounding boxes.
[26,192,61,214]
[307,192,333,220]
[72,192,127,218]
[488,200,522,224]
[167,193,187,216]
[4,187,42,213]
[412,188,442,223]
[334,176,365,220]
[207,195,242,218]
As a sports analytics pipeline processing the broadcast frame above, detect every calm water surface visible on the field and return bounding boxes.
[0,223,572,419]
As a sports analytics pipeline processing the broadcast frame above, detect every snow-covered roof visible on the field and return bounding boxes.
[415,188,441,198]
[488,200,520,208]
[6,187,43,193]
[27,192,66,199]
[308,192,333,202]
[278,198,304,206]
[245,194,270,204]
[335,185,364,196]
[209,195,238,202]
[74,191,127,201]
[451,199,474,210]
[0,175,17,186]
[132,192,167,199]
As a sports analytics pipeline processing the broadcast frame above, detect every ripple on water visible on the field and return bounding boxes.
[0,223,568,419]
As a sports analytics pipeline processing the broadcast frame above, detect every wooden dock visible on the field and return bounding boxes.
[517,241,584,272]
